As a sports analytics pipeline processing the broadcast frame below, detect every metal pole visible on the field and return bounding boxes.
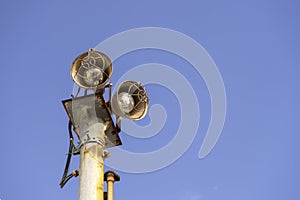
[107,176,114,200]
[78,143,104,200]
[78,122,107,200]
[104,171,120,200]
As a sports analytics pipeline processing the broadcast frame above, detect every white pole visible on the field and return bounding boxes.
[78,122,107,200]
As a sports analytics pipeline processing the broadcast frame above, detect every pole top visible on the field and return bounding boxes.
[104,170,120,182]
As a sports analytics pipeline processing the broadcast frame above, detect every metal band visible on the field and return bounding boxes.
[78,137,106,150]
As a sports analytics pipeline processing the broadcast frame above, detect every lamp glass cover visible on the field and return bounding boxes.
[118,92,135,113]
[84,67,103,86]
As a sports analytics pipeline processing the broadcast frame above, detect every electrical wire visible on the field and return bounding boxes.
[60,170,79,188]
[59,120,76,188]
[75,87,81,98]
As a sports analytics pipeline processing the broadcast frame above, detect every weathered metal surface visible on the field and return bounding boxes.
[107,181,113,200]
[104,171,120,200]
[62,93,122,148]
[78,143,105,200]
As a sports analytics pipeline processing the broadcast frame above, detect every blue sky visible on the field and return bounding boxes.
[0,0,300,200]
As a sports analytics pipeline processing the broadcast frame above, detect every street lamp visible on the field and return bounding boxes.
[60,48,149,200]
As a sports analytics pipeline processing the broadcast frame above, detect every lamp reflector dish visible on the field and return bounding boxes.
[70,49,112,89]
[111,81,149,120]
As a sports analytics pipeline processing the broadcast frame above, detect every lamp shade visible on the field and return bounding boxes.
[111,81,149,120]
[70,49,112,90]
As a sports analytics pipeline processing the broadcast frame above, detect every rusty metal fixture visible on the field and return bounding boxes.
[61,49,149,200]
[62,92,122,149]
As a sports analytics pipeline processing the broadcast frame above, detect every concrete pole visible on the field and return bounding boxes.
[104,171,120,200]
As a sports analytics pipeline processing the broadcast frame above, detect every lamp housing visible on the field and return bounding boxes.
[70,49,112,90]
[111,81,149,120]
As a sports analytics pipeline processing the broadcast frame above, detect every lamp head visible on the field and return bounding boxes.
[70,49,112,90]
[111,81,149,120]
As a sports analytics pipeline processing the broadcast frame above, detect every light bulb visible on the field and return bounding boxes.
[118,92,135,113]
[84,68,103,87]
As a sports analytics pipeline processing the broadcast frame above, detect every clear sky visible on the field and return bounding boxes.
[0,0,299,200]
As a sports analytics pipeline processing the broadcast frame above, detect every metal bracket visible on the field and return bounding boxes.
[103,150,110,159]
